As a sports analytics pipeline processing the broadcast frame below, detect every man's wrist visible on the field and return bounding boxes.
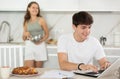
[78,63,84,70]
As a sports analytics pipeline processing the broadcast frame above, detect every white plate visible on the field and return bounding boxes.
[11,73,40,77]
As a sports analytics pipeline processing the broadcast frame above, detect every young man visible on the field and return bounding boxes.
[57,11,110,72]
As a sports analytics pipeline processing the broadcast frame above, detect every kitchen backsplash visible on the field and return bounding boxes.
[0,11,120,46]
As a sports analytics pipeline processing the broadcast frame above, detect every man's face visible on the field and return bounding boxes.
[73,24,91,40]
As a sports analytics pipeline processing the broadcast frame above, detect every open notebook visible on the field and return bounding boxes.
[74,57,120,79]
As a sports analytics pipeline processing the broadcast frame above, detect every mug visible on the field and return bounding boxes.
[0,66,10,79]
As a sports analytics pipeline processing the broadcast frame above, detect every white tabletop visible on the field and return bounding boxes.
[7,68,97,79]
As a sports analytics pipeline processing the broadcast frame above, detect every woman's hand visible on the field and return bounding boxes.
[25,32,31,40]
[23,32,31,41]
[80,64,98,72]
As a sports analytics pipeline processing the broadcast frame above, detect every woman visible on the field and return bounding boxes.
[23,1,49,68]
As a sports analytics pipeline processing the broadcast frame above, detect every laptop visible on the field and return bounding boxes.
[74,57,120,79]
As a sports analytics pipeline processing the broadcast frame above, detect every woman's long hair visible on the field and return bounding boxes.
[23,1,41,26]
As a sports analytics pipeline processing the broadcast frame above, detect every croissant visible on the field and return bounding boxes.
[12,66,38,75]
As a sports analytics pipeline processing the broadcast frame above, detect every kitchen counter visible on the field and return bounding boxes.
[0,42,56,48]
[0,42,25,46]
[47,44,57,49]
[7,68,95,79]
[47,44,120,49]
[1,42,120,49]
[103,45,120,50]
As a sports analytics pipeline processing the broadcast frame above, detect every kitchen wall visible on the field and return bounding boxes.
[0,11,120,46]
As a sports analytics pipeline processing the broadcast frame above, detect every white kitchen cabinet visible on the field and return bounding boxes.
[94,47,120,65]
[0,0,28,11]
[0,0,79,11]
[0,0,120,11]
[38,0,79,11]
[104,47,120,63]
[43,47,59,68]
[0,43,25,68]
[79,0,120,11]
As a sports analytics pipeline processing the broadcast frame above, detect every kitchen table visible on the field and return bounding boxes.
[7,68,97,79]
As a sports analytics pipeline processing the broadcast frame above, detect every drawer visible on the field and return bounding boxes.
[47,49,57,54]
[44,48,59,68]
[43,54,59,68]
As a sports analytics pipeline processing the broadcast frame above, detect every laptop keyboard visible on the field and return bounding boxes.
[86,70,105,74]
[98,69,104,73]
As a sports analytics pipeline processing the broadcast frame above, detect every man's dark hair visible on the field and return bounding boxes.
[72,11,93,27]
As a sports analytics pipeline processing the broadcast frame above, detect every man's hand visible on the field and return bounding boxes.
[100,61,111,70]
[80,64,98,72]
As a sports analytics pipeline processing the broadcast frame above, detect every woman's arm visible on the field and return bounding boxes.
[37,17,49,43]
[22,22,31,41]
[22,23,27,41]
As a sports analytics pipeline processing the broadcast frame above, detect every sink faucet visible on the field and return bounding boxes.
[100,36,107,46]
[0,21,13,42]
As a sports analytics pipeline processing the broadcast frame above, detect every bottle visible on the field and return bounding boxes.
[100,36,107,46]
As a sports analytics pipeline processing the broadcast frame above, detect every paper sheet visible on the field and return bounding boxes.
[40,70,75,78]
